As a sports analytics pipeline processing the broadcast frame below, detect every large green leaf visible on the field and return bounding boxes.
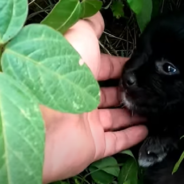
[41,0,81,34]
[80,0,103,19]
[127,0,143,15]
[136,0,152,33]
[1,24,100,113]
[0,73,45,184]
[118,157,138,184]
[0,0,28,44]
[89,157,120,184]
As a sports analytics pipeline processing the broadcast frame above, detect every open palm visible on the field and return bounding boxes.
[42,12,148,184]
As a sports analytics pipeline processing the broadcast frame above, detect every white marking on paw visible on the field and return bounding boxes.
[138,159,154,167]
[138,152,167,168]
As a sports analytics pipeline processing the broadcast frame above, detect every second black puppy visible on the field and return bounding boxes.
[120,11,184,184]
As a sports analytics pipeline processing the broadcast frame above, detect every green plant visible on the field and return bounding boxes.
[110,0,124,19]
[1,0,183,184]
[87,150,142,184]
[41,0,103,33]
[0,0,102,183]
[104,0,153,32]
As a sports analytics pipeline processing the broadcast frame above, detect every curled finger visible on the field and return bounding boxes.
[99,87,121,108]
[98,54,129,81]
[101,125,148,159]
[98,109,146,131]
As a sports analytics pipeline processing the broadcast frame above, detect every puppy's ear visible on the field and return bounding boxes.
[136,11,184,54]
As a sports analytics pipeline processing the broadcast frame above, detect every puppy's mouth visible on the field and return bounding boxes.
[120,83,137,113]
[120,83,156,116]
[122,91,135,111]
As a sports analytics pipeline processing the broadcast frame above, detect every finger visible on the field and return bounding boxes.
[98,109,146,131]
[64,20,101,79]
[99,87,121,108]
[84,12,105,39]
[102,125,148,159]
[97,54,129,81]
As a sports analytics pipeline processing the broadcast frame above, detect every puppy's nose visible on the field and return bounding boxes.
[124,72,136,87]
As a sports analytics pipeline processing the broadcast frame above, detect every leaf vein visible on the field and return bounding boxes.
[57,2,80,31]
[5,49,98,104]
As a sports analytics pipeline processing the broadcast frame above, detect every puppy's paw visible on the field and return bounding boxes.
[138,136,177,168]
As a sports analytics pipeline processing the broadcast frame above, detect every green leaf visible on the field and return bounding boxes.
[110,0,124,19]
[89,157,120,177]
[118,157,138,184]
[172,151,184,174]
[1,24,100,114]
[0,0,28,44]
[41,0,81,34]
[121,150,135,159]
[80,0,103,19]
[127,0,143,15]
[89,166,114,184]
[0,73,45,184]
[136,0,152,33]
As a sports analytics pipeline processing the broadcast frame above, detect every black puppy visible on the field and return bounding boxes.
[120,11,184,184]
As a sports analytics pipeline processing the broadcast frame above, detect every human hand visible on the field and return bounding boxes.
[41,12,148,184]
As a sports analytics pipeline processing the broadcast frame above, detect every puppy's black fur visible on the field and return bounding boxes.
[120,11,184,184]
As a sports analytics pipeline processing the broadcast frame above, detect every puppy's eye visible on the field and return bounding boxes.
[156,60,179,75]
[163,63,177,74]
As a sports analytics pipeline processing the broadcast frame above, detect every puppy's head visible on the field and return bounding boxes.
[121,54,184,115]
[120,13,184,116]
